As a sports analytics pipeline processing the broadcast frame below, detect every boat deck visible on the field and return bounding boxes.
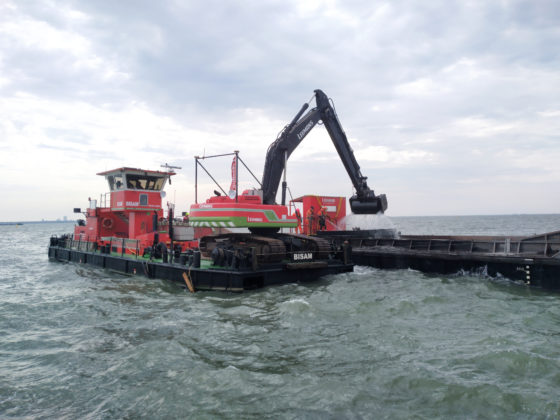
[48,238,353,292]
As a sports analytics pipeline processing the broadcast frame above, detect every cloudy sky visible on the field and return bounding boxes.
[1,0,558,221]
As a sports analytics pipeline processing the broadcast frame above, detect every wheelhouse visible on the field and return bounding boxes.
[99,168,172,192]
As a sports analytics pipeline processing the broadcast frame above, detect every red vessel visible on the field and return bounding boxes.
[73,167,211,256]
[48,89,390,291]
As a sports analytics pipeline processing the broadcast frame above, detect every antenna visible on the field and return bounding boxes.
[161,163,182,185]
[161,163,182,171]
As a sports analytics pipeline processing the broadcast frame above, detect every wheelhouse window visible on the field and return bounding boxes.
[107,174,125,191]
[126,174,166,191]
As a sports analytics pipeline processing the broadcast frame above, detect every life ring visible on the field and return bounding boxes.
[102,218,113,229]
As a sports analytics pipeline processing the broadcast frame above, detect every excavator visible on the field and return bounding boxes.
[262,88,387,215]
[189,89,388,267]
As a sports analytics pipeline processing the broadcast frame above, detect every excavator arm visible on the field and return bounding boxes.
[260,89,388,214]
[261,100,322,205]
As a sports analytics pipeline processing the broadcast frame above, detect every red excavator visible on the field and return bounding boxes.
[189,89,388,267]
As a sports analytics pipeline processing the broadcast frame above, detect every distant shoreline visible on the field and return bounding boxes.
[0,221,75,225]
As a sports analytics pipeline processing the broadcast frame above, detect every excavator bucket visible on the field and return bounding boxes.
[349,194,388,214]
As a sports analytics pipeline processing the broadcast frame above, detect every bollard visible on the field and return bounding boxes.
[193,250,201,268]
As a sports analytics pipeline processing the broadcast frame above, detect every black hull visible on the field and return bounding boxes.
[352,248,560,290]
[319,229,560,291]
[48,245,354,292]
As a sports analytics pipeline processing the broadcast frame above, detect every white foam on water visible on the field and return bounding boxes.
[338,213,396,231]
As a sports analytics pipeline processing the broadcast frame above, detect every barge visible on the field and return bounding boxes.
[48,235,353,292]
[319,229,560,290]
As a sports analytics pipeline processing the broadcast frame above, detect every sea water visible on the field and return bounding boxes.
[1,215,560,419]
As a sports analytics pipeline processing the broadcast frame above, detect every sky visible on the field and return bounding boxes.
[0,0,559,221]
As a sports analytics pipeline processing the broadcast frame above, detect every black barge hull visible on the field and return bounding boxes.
[320,230,560,291]
[352,248,560,290]
[48,245,354,292]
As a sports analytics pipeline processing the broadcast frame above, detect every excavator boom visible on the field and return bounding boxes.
[261,89,387,214]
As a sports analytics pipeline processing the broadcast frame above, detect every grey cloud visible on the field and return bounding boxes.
[1,0,558,217]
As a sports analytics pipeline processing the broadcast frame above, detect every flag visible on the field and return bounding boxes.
[228,156,237,198]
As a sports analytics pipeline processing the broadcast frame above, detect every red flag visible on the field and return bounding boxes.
[228,157,237,197]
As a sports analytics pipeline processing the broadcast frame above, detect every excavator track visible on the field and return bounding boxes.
[275,233,332,260]
[199,233,287,264]
[199,232,335,270]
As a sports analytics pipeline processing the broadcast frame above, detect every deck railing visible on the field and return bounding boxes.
[359,236,560,257]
